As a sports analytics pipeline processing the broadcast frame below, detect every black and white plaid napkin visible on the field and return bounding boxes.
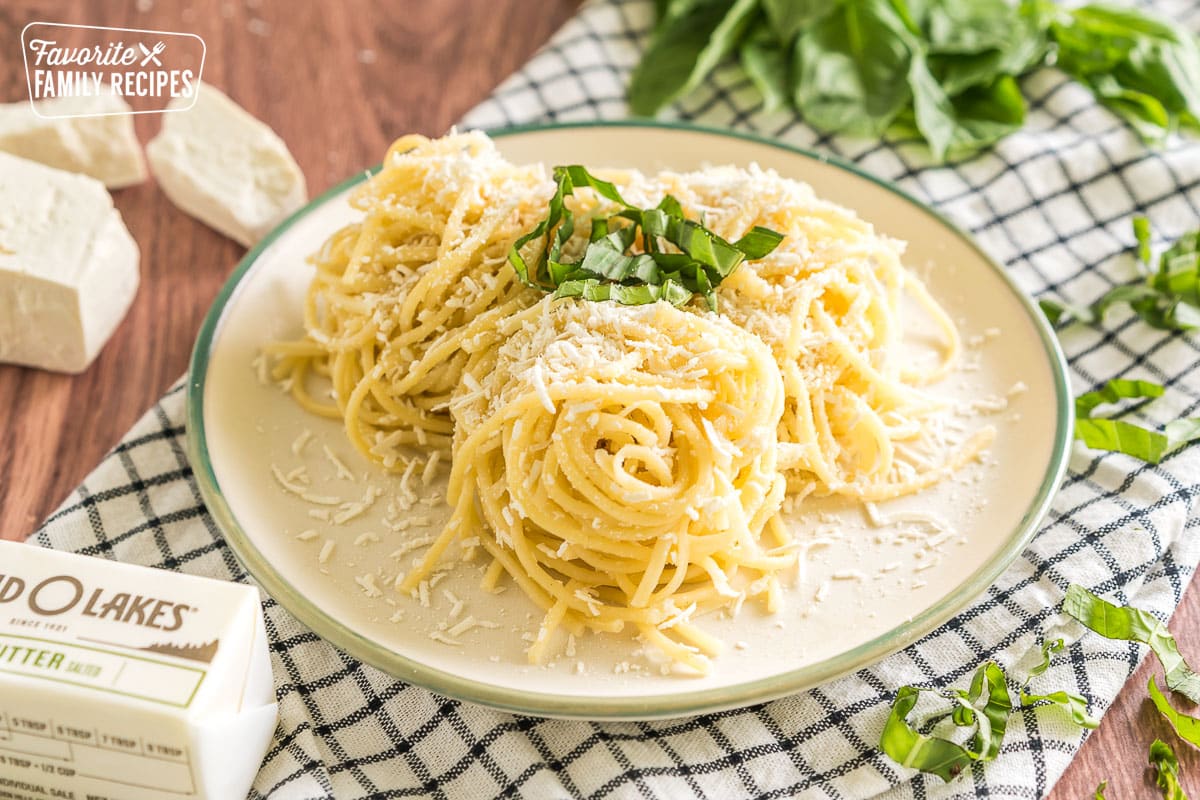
[31,0,1200,797]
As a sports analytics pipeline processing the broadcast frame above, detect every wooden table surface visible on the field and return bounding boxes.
[1,1,1196,796]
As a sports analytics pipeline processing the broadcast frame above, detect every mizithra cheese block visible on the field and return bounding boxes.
[0,95,147,188]
[0,153,139,373]
[147,83,307,247]
[0,541,277,800]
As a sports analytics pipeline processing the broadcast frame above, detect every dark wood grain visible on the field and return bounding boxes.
[0,1,1195,795]
[0,0,582,530]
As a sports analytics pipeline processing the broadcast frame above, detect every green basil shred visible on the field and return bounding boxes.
[1064,585,1200,704]
[1149,675,1200,749]
[1150,739,1190,800]
[879,640,1096,782]
[508,165,783,311]
[1071,377,1200,464]
[1041,217,1200,332]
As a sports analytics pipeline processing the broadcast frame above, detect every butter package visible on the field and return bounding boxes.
[0,541,276,800]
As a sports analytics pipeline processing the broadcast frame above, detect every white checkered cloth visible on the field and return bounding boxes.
[30,0,1200,797]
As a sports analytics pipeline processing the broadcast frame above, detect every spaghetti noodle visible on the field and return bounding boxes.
[401,298,792,673]
[266,132,549,466]
[273,133,994,671]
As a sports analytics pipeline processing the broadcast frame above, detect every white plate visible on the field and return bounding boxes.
[188,122,1071,720]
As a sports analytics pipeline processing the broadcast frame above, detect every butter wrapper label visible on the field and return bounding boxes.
[0,541,277,800]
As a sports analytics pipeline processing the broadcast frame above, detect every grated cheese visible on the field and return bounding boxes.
[354,573,382,597]
[291,428,313,456]
[323,445,356,480]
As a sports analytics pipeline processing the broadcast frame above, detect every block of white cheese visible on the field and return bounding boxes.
[0,153,140,373]
[0,95,147,188]
[147,83,307,247]
[0,540,278,800]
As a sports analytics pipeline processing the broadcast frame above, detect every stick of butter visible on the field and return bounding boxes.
[0,96,147,189]
[147,83,307,247]
[0,153,140,373]
[0,541,277,800]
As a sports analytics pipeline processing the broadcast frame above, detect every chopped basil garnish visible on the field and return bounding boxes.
[1072,379,1200,464]
[1149,675,1200,750]
[1064,585,1200,704]
[880,662,1012,781]
[1042,217,1200,332]
[1018,639,1100,729]
[1150,739,1189,800]
[508,165,783,311]
[880,640,1095,782]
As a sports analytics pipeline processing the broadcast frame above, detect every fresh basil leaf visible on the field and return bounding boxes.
[1075,378,1165,417]
[909,49,958,161]
[629,0,759,116]
[912,60,1027,161]
[948,76,1027,149]
[1086,73,1173,143]
[1019,685,1099,729]
[915,0,1048,97]
[558,165,627,205]
[923,0,1014,55]
[741,25,792,113]
[1150,739,1189,800]
[760,0,835,43]
[1050,3,1200,143]
[1149,675,1200,749]
[880,662,1013,782]
[1064,585,1200,703]
[793,0,919,137]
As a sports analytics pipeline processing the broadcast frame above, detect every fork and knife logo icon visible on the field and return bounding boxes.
[138,41,166,66]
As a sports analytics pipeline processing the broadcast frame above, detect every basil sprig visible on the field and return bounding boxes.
[508,165,783,311]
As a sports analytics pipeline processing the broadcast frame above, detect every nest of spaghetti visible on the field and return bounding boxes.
[400,298,796,674]
[612,166,995,502]
[265,132,548,462]
[271,132,997,673]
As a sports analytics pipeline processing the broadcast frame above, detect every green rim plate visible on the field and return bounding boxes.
[187,120,1073,720]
